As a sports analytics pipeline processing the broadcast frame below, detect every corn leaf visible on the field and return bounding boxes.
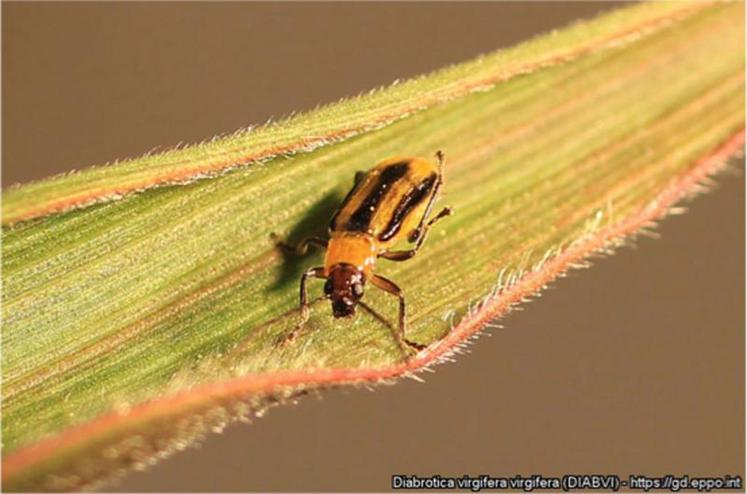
[2,2,744,490]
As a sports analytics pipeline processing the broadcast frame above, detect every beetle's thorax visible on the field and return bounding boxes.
[324,232,377,278]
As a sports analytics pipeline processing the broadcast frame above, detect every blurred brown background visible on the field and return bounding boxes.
[2,2,744,492]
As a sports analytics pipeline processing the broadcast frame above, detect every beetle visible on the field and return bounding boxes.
[278,150,452,353]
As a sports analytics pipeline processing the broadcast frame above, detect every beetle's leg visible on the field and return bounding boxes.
[354,170,367,185]
[298,266,325,326]
[370,274,426,354]
[294,237,328,256]
[279,266,326,346]
[271,233,328,257]
[380,206,452,262]
[435,149,445,171]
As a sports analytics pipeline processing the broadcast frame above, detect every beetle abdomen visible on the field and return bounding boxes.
[330,157,439,245]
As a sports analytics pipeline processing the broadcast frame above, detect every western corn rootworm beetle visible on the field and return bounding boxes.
[276,151,452,354]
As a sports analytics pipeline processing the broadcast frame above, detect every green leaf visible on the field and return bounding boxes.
[2,2,744,490]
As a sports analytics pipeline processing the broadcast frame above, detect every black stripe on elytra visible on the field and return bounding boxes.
[329,175,366,231]
[344,162,411,232]
[378,173,437,242]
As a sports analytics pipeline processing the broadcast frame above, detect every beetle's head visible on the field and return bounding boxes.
[324,263,365,318]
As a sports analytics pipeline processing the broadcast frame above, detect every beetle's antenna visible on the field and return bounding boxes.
[358,300,394,329]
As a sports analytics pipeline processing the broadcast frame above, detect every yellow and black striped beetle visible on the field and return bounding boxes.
[278,151,452,353]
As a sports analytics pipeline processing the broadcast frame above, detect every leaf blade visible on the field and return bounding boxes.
[2,2,744,490]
